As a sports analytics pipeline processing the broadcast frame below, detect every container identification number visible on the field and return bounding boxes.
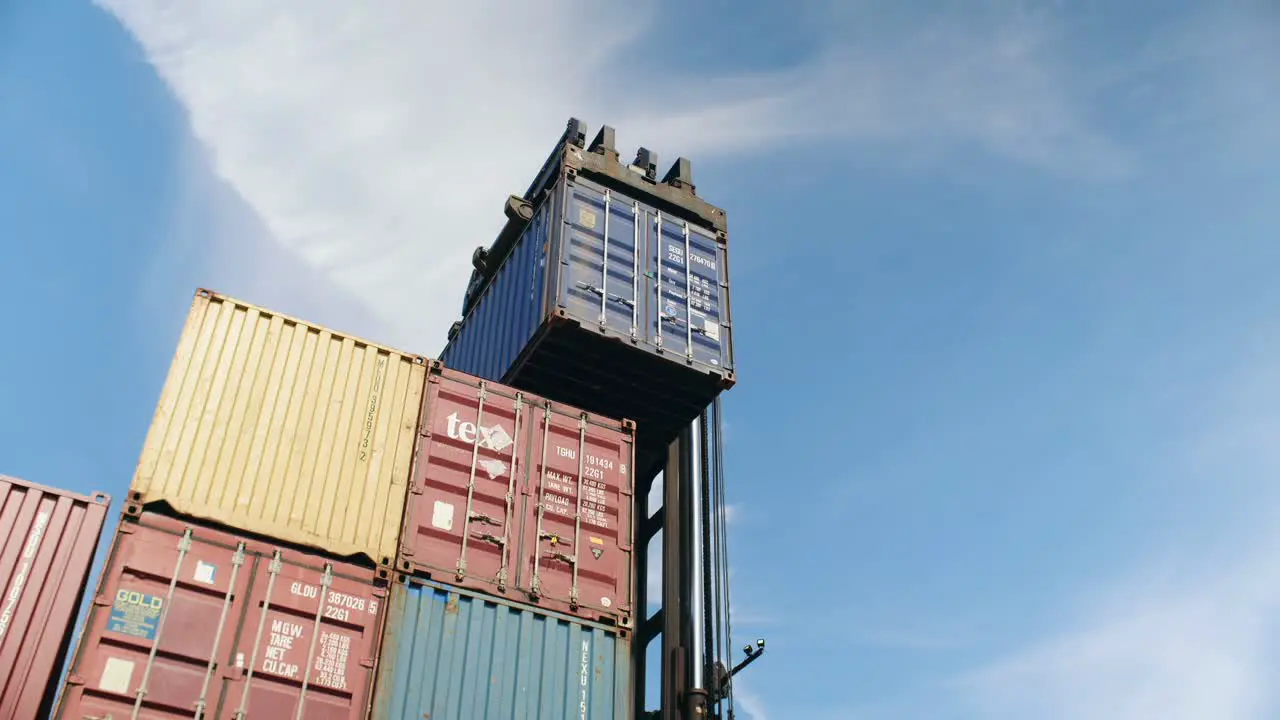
[554,447,624,477]
[288,581,378,623]
[664,242,717,271]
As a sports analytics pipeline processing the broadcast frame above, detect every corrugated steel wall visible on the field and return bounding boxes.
[373,578,632,720]
[444,189,554,384]
[0,475,110,720]
[130,289,427,566]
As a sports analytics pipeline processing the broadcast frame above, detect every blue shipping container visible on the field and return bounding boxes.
[442,160,734,479]
[373,578,632,720]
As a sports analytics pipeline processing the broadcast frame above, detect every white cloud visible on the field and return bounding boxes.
[954,335,1280,720]
[94,0,804,351]
[733,677,772,720]
[955,546,1280,720]
[723,503,740,526]
[95,0,1115,351]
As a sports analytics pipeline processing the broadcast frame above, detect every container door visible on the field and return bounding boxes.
[558,178,644,341]
[55,524,250,720]
[651,212,730,370]
[521,403,634,627]
[400,370,529,601]
[226,553,385,720]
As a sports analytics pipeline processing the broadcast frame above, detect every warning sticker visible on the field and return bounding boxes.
[107,590,163,641]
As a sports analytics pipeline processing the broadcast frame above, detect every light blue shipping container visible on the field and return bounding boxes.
[441,132,734,479]
[373,578,633,720]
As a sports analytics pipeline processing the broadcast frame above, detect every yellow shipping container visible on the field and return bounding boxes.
[130,288,427,569]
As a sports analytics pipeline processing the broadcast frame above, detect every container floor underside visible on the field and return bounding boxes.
[508,322,730,481]
[126,499,392,574]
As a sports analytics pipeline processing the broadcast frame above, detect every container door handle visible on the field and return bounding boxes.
[529,406,552,599]
[456,385,489,581]
[496,394,523,592]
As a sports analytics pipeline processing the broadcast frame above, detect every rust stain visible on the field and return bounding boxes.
[445,596,460,614]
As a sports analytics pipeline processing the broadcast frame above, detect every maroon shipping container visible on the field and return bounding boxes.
[0,474,111,720]
[397,361,636,627]
[54,510,387,720]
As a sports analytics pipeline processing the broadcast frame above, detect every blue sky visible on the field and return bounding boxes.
[3,0,1279,718]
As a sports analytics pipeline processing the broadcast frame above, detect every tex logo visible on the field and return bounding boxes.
[445,412,515,454]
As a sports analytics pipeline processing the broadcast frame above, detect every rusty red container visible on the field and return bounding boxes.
[0,474,111,720]
[397,360,636,628]
[53,510,387,720]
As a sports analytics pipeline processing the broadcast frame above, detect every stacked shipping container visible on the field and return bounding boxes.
[53,289,429,719]
[0,475,110,720]
[11,117,731,718]
[49,287,639,719]
[126,289,427,570]
[441,117,739,718]
[375,578,632,720]
[442,119,735,480]
[379,363,638,717]
[399,362,635,628]
[56,511,389,719]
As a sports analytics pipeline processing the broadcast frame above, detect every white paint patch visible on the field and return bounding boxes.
[432,501,455,532]
[479,459,508,479]
[99,657,135,694]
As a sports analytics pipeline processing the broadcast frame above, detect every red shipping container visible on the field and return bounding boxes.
[54,510,387,720]
[397,361,635,628]
[0,475,111,720]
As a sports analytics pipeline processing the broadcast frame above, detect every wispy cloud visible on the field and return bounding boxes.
[954,333,1280,720]
[95,0,1118,351]
[734,677,772,720]
[955,547,1280,720]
